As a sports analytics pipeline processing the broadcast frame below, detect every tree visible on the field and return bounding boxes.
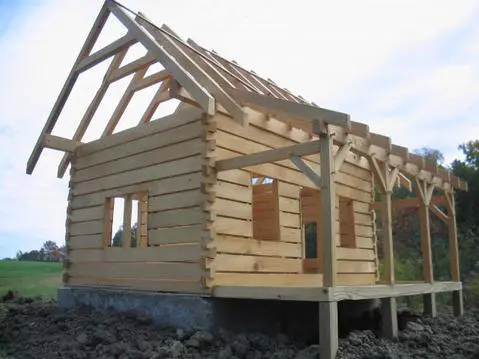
[414,147,445,167]
[111,223,138,247]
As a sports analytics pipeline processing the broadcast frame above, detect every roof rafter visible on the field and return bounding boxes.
[26,3,110,175]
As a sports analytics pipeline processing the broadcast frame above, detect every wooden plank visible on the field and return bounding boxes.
[72,156,202,196]
[68,245,205,263]
[278,197,300,213]
[445,191,461,282]
[70,220,104,236]
[211,273,323,287]
[74,135,204,181]
[69,205,104,223]
[216,140,321,171]
[212,235,302,258]
[148,207,204,228]
[71,172,202,209]
[148,225,203,246]
[77,106,204,156]
[331,281,462,301]
[280,227,302,243]
[213,198,252,220]
[26,3,110,175]
[216,217,252,237]
[336,273,376,285]
[211,254,301,273]
[226,86,350,128]
[215,181,251,203]
[68,276,206,293]
[75,33,136,72]
[69,262,204,280]
[336,247,375,261]
[68,234,103,249]
[107,2,216,115]
[149,189,209,212]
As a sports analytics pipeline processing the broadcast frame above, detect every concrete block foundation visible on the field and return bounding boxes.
[58,286,320,343]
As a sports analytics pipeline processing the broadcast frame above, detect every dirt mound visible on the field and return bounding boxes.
[1,297,479,358]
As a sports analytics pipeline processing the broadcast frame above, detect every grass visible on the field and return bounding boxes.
[0,260,63,299]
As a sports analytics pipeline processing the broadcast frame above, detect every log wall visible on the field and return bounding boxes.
[207,112,377,287]
[65,107,212,293]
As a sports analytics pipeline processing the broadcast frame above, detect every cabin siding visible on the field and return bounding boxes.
[207,112,377,287]
[65,108,210,293]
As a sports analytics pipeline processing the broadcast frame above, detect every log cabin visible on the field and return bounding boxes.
[26,1,468,357]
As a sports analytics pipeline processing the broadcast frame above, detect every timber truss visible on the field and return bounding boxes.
[26,0,468,194]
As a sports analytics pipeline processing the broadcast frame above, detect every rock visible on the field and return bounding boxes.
[231,334,250,356]
[176,328,186,340]
[137,339,152,352]
[190,330,214,345]
[406,321,425,332]
[217,345,233,359]
[295,344,320,359]
[76,333,88,345]
[169,341,185,358]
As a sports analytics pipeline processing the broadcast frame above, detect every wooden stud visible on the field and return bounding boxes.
[122,194,133,248]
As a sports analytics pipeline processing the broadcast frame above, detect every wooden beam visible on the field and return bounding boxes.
[398,172,412,192]
[372,195,447,210]
[138,22,246,126]
[226,86,350,129]
[429,204,448,224]
[133,69,169,92]
[43,134,80,152]
[369,157,387,193]
[333,142,351,173]
[319,302,338,359]
[416,180,434,284]
[26,3,110,175]
[388,167,400,192]
[444,191,461,283]
[106,0,216,115]
[290,155,322,188]
[101,67,148,137]
[75,33,137,73]
[57,50,126,178]
[216,140,321,172]
[108,53,156,83]
[138,79,171,124]
[122,194,133,248]
[317,125,336,288]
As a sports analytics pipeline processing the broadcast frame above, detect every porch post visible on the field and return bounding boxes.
[317,122,338,359]
[415,179,437,317]
[445,190,464,316]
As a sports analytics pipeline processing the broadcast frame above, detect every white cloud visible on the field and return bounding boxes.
[0,0,478,257]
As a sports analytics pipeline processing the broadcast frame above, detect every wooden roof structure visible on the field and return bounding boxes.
[26,0,468,192]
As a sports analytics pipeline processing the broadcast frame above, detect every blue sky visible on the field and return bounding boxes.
[0,0,478,258]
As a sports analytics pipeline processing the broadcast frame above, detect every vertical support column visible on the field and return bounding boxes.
[122,194,133,248]
[369,157,398,339]
[316,123,338,359]
[445,190,464,316]
[415,179,436,317]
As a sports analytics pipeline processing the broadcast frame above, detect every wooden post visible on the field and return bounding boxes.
[370,157,398,339]
[122,194,133,248]
[316,122,338,359]
[416,179,436,317]
[445,190,463,316]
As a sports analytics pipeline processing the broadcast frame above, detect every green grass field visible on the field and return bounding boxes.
[0,260,63,299]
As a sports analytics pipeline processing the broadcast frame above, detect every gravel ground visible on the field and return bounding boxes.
[1,293,479,359]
